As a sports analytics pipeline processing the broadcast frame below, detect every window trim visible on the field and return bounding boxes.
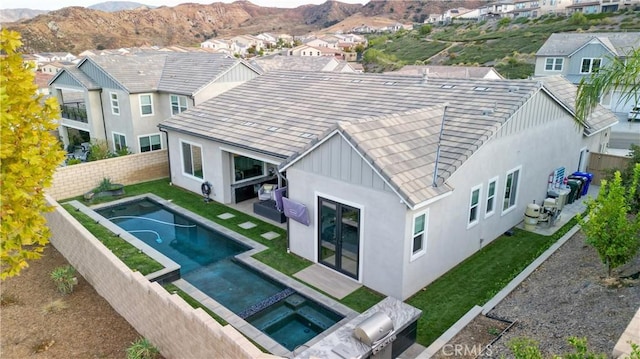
[410,209,429,261]
[109,92,120,115]
[485,176,499,218]
[468,184,482,228]
[502,166,522,215]
[138,133,162,153]
[170,94,188,116]
[180,140,204,180]
[139,93,154,117]
[112,131,127,153]
[544,57,563,71]
[580,57,602,74]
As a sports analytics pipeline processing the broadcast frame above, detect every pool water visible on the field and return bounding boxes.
[97,198,342,352]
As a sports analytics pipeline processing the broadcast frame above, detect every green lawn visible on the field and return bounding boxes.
[63,178,580,347]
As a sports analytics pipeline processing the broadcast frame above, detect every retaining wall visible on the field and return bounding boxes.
[45,195,279,359]
[49,150,169,201]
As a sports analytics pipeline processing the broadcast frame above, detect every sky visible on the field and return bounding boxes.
[2,0,365,11]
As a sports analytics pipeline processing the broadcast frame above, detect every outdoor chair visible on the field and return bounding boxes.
[258,184,277,201]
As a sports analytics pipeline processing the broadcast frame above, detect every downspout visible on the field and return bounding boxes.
[278,168,290,253]
[98,90,108,144]
[433,106,448,187]
[159,127,172,185]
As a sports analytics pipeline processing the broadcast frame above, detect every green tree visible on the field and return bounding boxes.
[0,30,65,279]
[419,24,432,36]
[575,47,640,123]
[578,165,640,277]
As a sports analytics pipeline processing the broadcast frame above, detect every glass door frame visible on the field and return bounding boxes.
[317,196,361,280]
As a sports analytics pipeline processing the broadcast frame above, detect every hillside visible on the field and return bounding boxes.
[4,0,485,53]
[88,1,154,12]
[364,10,640,78]
[0,8,48,23]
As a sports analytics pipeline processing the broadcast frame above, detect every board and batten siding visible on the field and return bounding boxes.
[496,89,570,139]
[567,43,612,76]
[295,133,396,194]
[78,61,126,91]
[51,71,85,89]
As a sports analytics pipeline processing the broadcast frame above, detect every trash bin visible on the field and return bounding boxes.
[572,171,593,195]
[568,175,586,199]
[547,187,570,210]
[566,179,580,204]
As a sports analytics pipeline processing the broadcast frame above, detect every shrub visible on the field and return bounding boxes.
[50,265,77,294]
[126,338,159,359]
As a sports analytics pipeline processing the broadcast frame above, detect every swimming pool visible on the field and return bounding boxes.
[96,197,344,353]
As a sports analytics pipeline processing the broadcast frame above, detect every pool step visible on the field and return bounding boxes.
[238,287,295,319]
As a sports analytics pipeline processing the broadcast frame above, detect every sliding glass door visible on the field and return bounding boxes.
[318,197,360,279]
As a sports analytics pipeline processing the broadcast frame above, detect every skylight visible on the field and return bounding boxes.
[474,86,490,91]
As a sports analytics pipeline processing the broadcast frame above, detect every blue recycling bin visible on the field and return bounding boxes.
[572,171,593,195]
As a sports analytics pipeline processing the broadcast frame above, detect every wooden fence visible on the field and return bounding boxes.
[587,152,634,185]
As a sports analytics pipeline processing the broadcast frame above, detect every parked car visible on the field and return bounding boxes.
[629,106,640,121]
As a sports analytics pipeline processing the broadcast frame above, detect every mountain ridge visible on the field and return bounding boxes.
[3,0,486,53]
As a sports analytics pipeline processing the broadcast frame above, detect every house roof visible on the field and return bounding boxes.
[88,53,167,93]
[158,53,257,96]
[387,65,503,79]
[338,106,454,206]
[159,71,545,167]
[57,53,258,95]
[251,56,341,72]
[48,66,101,90]
[536,32,640,57]
[538,75,618,136]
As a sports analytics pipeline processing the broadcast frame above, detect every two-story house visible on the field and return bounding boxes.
[534,32,640,113]
[48,52,261,156]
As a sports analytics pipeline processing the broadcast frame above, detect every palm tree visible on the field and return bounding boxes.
[575,47,640,123]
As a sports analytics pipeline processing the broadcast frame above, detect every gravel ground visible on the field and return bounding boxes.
[484,230,640,357]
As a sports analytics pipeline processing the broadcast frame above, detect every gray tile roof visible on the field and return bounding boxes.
[251,56,341,72]
[339,106,453,206]
[53,66,101,90]
[90,53,167,93]
[158,53,255,96]
[88,53,255,94]
[159,71,544,166]
[388,65,502,79]
[536,32,640,57]
[539,75,618,136]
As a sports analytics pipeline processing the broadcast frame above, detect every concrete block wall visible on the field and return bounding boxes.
[48,150,169,201]
[45,196,281,359]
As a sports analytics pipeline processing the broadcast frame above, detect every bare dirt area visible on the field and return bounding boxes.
[431,315,511,359]
[437,230,640,358]
[1,245,142,359]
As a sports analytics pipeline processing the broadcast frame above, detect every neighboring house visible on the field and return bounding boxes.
[40,61,75,74]
[388,65,504,79]
[534,32,640,113]
[200,39,230,51]
[251,56,357,73]
[158,71,617,300]
[481,0,516,18]
[231,35,264,52]
[288,44,343,58]
[48,52,261,155]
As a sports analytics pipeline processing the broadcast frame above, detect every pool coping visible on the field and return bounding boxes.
[72,194,358,358]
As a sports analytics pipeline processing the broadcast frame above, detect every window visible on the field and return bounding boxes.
[139,94,153,116]
[233,154,264,182]
[139,134,161,153]
[181,141,203,179]
[170,95,188,115]
[110,92,119,115]
[411,211,428,260]
[581,58,601,74]
[113,132,127,152]
[503,167,521,213]
[468,185,482,227]
[486,177,498,218]
[545,57,563,71]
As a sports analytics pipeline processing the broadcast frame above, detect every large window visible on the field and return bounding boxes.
[485,177,498,218]
[139,134,161,153]
[182,141,203,179]
[170,95,188,115]
[139,94,153,116]
[581,58,601,74]
[411,211,428,260]
[468,185,482,227]
[545,57,563,71]
[112,132,127,152]
[503,167,521,213]
[318,197,360,279]
[110,92,119,115]
[233,154,264,182]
